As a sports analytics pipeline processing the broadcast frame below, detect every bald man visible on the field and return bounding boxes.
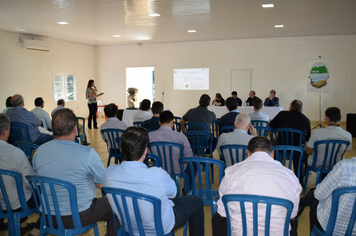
[245,91,259,106]
[216,113,257,166]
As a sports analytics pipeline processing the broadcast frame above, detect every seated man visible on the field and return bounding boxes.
[213,137,302,236]
[6,94,53,145]
[264,90,279,107]
[149,111,193,175]
[213,93,225,106]
[2,96,12,114]
[142,101,164,130]
[33,109,116,235]
[51,99,65,116]
[104,127,204,236]
[299,157,356,235]
[31,97,52,130]
[219,97,239,133]
[231,91,242,107]
[132,99,152,122]
[305,107,352,170]
[245,90,259,106]
[0,114,40,236]
[180,94,216,133]
[217,113,257,166]
[249,98,269,123]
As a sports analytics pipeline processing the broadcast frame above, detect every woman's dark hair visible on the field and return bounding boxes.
[121,127,149,161]
[5,96,12,107]
[87,79,94,88]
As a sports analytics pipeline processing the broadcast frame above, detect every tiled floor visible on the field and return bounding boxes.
[2,120,355,236]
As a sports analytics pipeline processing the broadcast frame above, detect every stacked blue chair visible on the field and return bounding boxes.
[272,145,304,179]
[303,140,349,194]
[26,175,99,236]
[179,157,225,216]
[76,117,88,145]
[222,194,293,236]
[101,128,125,167]
[219,144,248,167]
[15,141,39,165]
[0,169,37,236]
[133,121,143,127]
[149,142,184,197]
[311,186,356,236]
[10,121,32,143]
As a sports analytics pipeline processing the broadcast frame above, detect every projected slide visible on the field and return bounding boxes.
[173,68,209,90]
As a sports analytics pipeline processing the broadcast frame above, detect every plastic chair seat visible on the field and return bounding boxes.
[273,128,303,146]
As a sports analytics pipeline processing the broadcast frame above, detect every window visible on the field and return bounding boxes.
[53,74,76,102]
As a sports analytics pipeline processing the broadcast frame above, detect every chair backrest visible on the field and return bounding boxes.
[0,169,36,236]
[211,120,220,140]
[76,117,86,145]
[251,120,269,127]
[26,175,97,235]
[220,125,235,134]
[148,142,183,176]
[255,127,273,139]
[144,153,162,167]
[173,116,181,132]
[184,131,213,157]
[222,194,293,236]
[184,122,209,132]
[219,144,248,167]
[101,128,125,152]
[10,121,32,143]
[317,187,356,235]
[313,139,350,172]
[273,128,303,146]
[102,187,173,236]
[272,145,304,178]
[133,122,143,127]
[15,141,39,165]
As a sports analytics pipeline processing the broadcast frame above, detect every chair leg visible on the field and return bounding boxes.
[315,171,321,187]
[107,155,111,168]
[211,201,218,217]
[175,176,181,198]
[93,224,99,236]
[303,168,310,195]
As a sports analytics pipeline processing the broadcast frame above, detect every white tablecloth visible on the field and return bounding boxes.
[122,109,141,127]
[208,106,284,120]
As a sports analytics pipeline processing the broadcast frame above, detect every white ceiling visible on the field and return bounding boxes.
[0,0,355,46]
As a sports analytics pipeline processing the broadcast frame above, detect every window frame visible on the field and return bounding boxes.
[53,73,77,102]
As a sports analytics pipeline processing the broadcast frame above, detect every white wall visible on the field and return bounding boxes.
[97,35,356,121]
[0,30,96,117]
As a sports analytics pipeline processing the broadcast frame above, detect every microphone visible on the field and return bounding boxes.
[94,86,97,91]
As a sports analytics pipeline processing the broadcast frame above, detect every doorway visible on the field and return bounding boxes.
[126,67,154,108]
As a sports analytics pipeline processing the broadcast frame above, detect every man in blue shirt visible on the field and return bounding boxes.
[142,101,164,130]
[264,90,279,107]
[104,127,204,235]
[219,97,239,133]
[33,108,116,235]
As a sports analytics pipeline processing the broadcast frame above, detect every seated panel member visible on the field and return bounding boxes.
[231,91,242,107]
[245,90,259,106]
[264,90,279,107]
[142,101,164,130]
[249,98,269,123]
[219,97,239,133]
[132,99,153,122]
[213,93,225,106]
[104,127,204,236]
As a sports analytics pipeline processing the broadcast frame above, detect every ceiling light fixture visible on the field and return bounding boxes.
[275,25,284,28]
[187,30,196,33]
[57,21,69,25]
[113,35,122,37]
[262,4,274,8]
[149,13,161,17]
[15,28,26,32]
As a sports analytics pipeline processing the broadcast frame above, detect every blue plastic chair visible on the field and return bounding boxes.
[15,141,39,165]
[102,187,175,236]
[220,125,235,134]
[184,131,213,157]
[173,116,181,132]
[0,169,37,236]
[76,117,88,145]
[184,122,209,132]
[219,144,248,167]
[272,145,304,179]
[273,128,303,146]
[10,121,32,143]
[251,120,269,127]
[144,153,162,167]
[303,140,350,194]
[149,142,184,197]
[222,194,293,236]
[26,175,99,236]
[179,157,225,217]
[255,127,273,139]
[311,187,356,236]
[101,128,125,167]
[133,121,143,127]
[211,120,220,141]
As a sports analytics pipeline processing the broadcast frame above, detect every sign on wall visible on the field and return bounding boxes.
[307,59,331,93]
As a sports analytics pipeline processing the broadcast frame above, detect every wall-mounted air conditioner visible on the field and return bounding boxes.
[22,39,51,52]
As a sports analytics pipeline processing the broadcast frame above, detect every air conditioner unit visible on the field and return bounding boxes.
[22,39,51,52]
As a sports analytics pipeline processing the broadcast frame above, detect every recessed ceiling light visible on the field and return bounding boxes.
[15,28,26,32]
[113,35,122,38]
[149,13,161,17]
[57,21,69,25]
[187,30,196,33]
[262,4,274,8]
[275,25,284,28]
